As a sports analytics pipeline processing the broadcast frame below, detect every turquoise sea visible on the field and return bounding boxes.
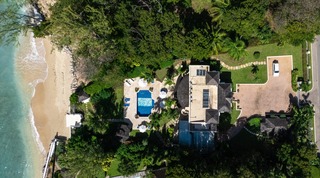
[0,1,46,177]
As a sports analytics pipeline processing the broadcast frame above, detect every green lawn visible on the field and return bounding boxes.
[108,159,121,177]
[222,65,267,90]
[248,118,261,127]
[216,43,302,71]
[247,118,261,133]
[129,130,151,137]
[115,86,124,104]
[311,166,320,178]
[310,113,315,143]
[231,103,240,124]
[218,43,303,87]
[156,68,167,82]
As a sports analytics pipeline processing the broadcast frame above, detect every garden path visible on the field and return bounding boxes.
[218,60,267,70]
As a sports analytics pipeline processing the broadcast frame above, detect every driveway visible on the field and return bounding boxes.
[233,56,295,118]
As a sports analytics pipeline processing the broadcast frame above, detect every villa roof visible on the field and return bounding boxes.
[206,71,220,85]
[218,83,232,113]
[260,118,288,133]
[78,91,90,103]
[206,109,219,124]
[177,75,189,108]
[66,113,82,127]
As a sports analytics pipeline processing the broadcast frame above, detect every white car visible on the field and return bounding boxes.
[273,60,279,77]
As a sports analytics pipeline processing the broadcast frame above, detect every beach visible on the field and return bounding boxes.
[31,37,73,152]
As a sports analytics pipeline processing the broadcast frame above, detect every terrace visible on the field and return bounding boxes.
[123,77,173,129]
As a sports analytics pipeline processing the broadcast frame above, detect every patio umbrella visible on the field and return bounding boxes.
[159,91,167,99]
[138,125,147,133]
[138,79,147,87]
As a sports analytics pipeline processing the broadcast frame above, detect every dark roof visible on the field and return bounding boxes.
[260,118,288,133]
[78,91,90,102]
[218,83,232,113]
[176,75,189,108]
[116,124,130,142]
[206,109,219,124]
[206,71,220,85]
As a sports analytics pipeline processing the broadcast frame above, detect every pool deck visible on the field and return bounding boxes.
[124,77,173,130]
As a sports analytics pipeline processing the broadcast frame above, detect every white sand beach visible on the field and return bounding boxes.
[31,37,73,152]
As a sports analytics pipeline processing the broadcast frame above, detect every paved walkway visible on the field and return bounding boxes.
[218,60,266,70]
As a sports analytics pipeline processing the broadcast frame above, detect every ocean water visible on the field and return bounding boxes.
[0,1,47,177]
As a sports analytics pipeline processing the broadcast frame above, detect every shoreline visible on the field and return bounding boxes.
[31,37,73,152]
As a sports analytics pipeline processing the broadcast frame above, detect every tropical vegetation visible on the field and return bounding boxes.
[0,0,320,177]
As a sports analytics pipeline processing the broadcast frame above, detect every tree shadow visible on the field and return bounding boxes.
[190,58,222,71]
[166,65,176,79]
[220,71,232,83]
[218,113,232,133]
[289,93,298,108]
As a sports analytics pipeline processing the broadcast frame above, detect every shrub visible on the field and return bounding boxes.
[84,82,104,95]
[159,60,174,69]
[32,21,50,37]
[69,93,78,104]
[253,51,260,59]
[291,69,298,91]
[127,66,147,78]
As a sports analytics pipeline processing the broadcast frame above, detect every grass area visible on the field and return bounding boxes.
[217,43,303,85]
[222,65,267,90]
[311,166,320,178]
[155,68,167,82]
[108,159,121,177]
[115,86,124,104]
[129,130,151,137]
[216,43,302,70]
[231,103,240,124]
[301,42,313,91]
[247,118,261,133]
[310,113,315,143]
[248,118,261,127]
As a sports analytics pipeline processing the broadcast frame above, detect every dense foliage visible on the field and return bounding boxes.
[0,0,317,80]
[1,0,319,177]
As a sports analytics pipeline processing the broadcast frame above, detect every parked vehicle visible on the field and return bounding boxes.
[273,60,279,77]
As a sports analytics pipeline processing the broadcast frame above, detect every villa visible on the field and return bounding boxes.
[177,65,232,152]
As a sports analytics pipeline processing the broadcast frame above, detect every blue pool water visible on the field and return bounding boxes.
[137,90,154,117]
[179,120,215,153]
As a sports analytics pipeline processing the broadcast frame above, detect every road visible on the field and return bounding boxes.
[310,36,320,152]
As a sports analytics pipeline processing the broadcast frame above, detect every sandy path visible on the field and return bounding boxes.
[31,37,73,152]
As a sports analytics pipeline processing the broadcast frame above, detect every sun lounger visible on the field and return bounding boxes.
[124,80,131,86]
[124,98,130,103]
[124,103,130,107]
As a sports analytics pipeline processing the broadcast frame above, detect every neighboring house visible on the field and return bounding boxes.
[177,65,232,151]
[116,124,131,143]
[66,113,82,128]
[260,117,288,135]
[78,91,90,104]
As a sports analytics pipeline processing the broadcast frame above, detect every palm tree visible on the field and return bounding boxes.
[165,78,175,86]
[205,25,227,55]
[224,38,247,60]
[251,64,259,74]
[141,71,155,83]
[208,0,230,23]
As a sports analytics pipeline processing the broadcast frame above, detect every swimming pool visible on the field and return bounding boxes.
[137,90,154,117]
